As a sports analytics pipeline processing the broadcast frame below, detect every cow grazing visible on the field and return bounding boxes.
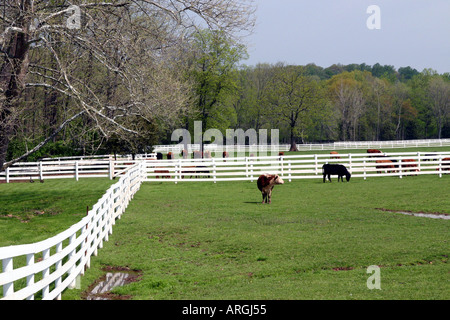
[257,174,284,204]
[330,151,340,159]
[443,158,450,171]
[322,164,351,182]
[278,152,284,156]
[375,159,396,174]
[156,152,163,160]
[401,159,419,173]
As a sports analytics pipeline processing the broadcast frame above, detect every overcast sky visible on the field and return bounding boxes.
[243,0,450,73]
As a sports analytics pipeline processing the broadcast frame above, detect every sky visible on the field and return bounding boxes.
[243,0,450,73]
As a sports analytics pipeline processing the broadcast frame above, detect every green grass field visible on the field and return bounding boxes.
[0,178,114,246]
[57,174,449,300]
[1,149,449,300]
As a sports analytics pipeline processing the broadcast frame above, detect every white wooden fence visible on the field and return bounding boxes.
[153,139,450,153]
[143,151,450,182]
[0,163,144,300]
[152,144,291,154]
[0,159,144,183]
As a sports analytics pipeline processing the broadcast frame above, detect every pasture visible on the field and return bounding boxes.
[58,174,449,300]
[0,179,114,247]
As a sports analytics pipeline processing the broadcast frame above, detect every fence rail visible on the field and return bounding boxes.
[143,151,450,182]
[0,163,144,300]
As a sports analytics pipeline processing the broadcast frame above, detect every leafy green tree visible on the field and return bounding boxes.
[190,29,248,138]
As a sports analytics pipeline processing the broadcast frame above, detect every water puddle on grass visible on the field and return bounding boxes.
[376,208,450,220]
[84,267,141,300]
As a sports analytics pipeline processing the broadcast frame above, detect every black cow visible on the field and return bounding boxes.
[322,164,351,182]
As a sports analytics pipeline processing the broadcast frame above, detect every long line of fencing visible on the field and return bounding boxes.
[0,163,144,300]
[1,151,450,184]
[153,139,450,153]
[143,151,450,182]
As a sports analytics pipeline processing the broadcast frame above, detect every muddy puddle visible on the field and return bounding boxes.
[377,208,450,220]
[84,267,142,300]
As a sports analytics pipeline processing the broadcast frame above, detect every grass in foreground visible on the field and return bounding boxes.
[0,178,114,246]
[62,174,449,300]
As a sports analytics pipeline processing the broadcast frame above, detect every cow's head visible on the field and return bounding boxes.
[274,175,284,185]
[345,172,351,182]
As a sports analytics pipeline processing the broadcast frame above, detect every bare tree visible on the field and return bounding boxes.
[428,77,450,139]
[0,0,256,170]
[330,78,365,141]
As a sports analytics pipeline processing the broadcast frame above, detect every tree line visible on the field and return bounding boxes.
[222,62,450,151]
[1,1,448,167]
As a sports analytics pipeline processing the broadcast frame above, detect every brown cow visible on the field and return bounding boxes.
[155,169,170,179]
[330,151,340,159]
[443,158,450,171]
[167,152,174,160]
[375,159,396,174]
[257,174,284,204]
[401,159,419,173]
[367,149,382,159]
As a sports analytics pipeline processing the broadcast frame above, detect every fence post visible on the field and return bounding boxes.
[55,242,63,300]
[42,248,50,299]
[245,157,248,178]
[250,158,254,182]
[39,161,43,181]
[314,154,318,175]
[399,158,403,179]
[75,161,79,181]
[213,158,216,183]
[68,233,77,289]
[109,160,114,180]
[439,155,442,178]
[363,160,367,180]
[2,257,14,298]
[349,154,352,172]
[417,152,421,172]
[26,253,35,300]
[288,160,292,182]
[6,167,9,183]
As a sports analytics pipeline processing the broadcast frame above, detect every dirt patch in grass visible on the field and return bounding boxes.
[376,208,450,220]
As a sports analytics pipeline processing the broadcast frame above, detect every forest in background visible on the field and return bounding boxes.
[8,58,449,160]
[1,1,448,163]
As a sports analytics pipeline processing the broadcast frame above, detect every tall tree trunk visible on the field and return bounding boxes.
[0,0,31,170]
